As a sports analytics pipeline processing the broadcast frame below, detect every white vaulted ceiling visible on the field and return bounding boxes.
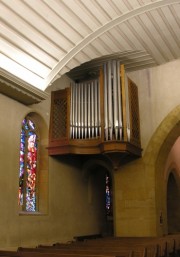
[0,0,180,92]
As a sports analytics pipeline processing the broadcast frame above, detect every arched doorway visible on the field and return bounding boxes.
[83,158,114,237]
[142,105,180,236]
[167,172,180,234]
[105,171,113,236]
[152,107,180,236]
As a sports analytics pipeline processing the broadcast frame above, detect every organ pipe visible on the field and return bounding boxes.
[70,83,73,138]
[117,60,122,140]
[69,60,132,142]
[91,81,94,138]
[75,83,78,138]
[104,63,108,141]
[112,60,118,140]
[78,83,81,138]
[80,83,82,138]
[108,61,113,141]
[98,79,101,137]
[49,60,141,157]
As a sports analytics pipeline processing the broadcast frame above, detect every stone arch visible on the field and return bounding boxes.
[143,105,180,235]
[82,156,113,181]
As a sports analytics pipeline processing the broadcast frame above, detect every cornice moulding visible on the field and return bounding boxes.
[0,69,49,105]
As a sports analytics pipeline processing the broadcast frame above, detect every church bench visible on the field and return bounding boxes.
[36,243,156,257]
[4,251,129,257]
[18,247,134,257]
[0,250,131,257]
[0,251,20,256]
[52,236,180,257]
[16,247,146,257]
[74,235,102,242]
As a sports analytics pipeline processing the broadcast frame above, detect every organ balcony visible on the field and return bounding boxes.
[48,60,142,161]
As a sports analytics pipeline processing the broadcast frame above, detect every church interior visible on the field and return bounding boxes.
[0,0,180,256]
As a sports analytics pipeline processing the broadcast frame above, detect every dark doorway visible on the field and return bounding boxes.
[167,173,180,234]
[89,165,114,236]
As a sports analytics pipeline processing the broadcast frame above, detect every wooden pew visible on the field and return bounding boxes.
[1,234,180,257]
[74,235,102,242]
[0,250,131,257]
[49,234,180,257]
[18,247,134,257]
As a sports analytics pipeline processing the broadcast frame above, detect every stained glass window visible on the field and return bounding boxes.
[18,117,38,212]
[106,173,112,216]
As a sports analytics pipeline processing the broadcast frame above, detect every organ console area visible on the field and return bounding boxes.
[48,60,142,161]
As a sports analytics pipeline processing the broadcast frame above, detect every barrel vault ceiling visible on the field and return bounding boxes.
[0,0,180,103]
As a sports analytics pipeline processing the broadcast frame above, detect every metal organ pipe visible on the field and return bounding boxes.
[104,63,108,141]
[98,79,101,137]
[77,83,80,138]
[94,80,98,137]
[91,81,94,138]
[117,60,122,140]
[84,83,87,139]
[103,60,123,141]
[70,79,101,140]
[80,83,83,138]
[70,60,128,142]
[112,60,118,140]
[108,61,113,141]
[88,83,91,138]
[70,84,73,138]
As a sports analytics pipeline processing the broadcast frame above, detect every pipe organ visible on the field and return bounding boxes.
[70,79,101,140]
[48,61,142,158]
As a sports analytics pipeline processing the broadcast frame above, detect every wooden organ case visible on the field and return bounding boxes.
[48,61,142,161]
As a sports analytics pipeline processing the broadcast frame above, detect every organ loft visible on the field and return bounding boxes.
[48,59,142,166]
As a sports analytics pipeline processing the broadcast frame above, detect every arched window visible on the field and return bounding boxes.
[106,172,112,217]
[18,117,38,212]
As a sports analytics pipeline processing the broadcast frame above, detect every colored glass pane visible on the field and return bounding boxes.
[18,117,38,211]
[106,173,112,216]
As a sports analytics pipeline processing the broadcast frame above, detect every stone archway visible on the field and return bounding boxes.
[145,105,180,236]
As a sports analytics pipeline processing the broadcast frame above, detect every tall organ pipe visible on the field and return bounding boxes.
[70,83,73,138]
[97,79,101,137]
[108,61,113,140]
[70,60,127,141]
[94,80,97,137]
[81,83,84,139]
[117,60,122,140]
[72,83,75,139]
[91,81,94,138]
[84,83,87,139]
[77,84,80,138]
[112,60,118,140]
[88,83,91,138]
[104,63,108,141]
[75,83,78,138]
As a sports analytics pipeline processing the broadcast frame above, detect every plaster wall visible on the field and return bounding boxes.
[127,59,180,152]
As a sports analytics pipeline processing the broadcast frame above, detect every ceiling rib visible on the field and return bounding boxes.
[0,0,180,91]
[45,0,177,87]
